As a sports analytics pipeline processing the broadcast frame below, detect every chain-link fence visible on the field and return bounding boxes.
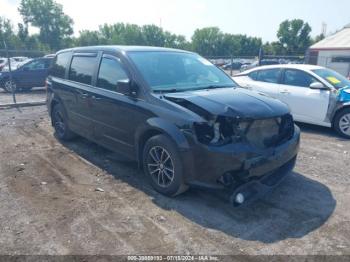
[207,54,350,78]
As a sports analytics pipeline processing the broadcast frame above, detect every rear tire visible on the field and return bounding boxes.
[3,79,17,93]
[143,134,189,197]
[52,103,76,141]
[334,108,350,139]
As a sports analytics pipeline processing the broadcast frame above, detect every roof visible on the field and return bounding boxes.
[57,45,191,54]
[237,64,324,75]
[310,25,350,50]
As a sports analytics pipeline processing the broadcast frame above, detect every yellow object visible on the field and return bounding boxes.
[327,76,341,85]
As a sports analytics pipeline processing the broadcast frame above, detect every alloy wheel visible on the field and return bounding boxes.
[4,80,16,93]
[147,146,175,188]
[339,113,350,136]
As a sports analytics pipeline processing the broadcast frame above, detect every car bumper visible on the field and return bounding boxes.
[181,125,300,192]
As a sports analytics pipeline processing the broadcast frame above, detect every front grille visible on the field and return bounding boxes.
[246,114,294,149]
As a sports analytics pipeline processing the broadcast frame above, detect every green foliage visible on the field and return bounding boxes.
[19,0,74,51]
[277,19,312,55]
[73,23,190,51]
[191,27,262,57]
[3,3,316,58]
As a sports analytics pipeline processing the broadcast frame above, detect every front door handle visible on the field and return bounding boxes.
[80,93,89,99]
[280,90,291,94]
[91,95,102,101]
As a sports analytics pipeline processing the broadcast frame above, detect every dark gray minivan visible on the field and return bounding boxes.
[47,46,300,206]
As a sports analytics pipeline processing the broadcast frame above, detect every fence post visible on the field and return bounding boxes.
[3,41,16,105]
[230,55,233,76]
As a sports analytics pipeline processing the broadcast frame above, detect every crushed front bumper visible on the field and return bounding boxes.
[181,125,300,204]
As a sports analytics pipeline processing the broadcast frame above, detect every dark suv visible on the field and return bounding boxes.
[47,46,300,206]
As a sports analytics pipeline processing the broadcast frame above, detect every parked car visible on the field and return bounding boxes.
[47,46,300,206]
[0,57,53,92]
[222,61,243,70]
[240,59,280,72]
[0,57,7,71]
[0,58,25,72]
[11,56,29,63]
[233,64,350,138]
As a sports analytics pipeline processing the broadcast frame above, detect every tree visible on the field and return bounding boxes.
[19,0,74,51]
[0,17,19,49]
[313,33,325,44]
[191,27,224,56]
[277,19,312,55]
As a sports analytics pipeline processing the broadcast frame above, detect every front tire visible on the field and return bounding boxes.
[52,103,76,141]
[334,108,350,139]
[143,135,189,197]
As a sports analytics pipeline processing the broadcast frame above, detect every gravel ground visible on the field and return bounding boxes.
[0,105,349,255]
[0,88,46,105]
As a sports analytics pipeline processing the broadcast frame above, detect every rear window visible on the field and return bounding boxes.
[51,52,71,78]
[69,56,96,85]
[248,71,258,80]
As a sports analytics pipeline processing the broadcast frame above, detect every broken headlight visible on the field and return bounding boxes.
[194,117,250,146]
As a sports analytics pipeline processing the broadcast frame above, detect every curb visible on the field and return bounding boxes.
[0,101,46,110]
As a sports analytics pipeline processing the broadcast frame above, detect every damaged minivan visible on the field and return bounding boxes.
[47,46,300,206]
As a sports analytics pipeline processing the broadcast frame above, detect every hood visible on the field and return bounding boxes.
[164,87,290,120]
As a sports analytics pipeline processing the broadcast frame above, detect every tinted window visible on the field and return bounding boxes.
[23,59,49,70]
[248,71,258,80]
[257,69,281,83]
[69,56,96,85]
[283,69,317,87]
[52,52,71,78]
[97,57,128,91]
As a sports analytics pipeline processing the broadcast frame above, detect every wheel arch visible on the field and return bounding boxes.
[332,103,350,127]
[135,118,191,167]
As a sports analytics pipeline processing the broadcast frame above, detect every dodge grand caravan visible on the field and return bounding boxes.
[47,46,300,206]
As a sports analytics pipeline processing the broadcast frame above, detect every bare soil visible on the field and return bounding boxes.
[0,106,349,255]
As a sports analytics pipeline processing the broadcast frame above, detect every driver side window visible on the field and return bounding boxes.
[97,57,129,92]
[23,60,46,70]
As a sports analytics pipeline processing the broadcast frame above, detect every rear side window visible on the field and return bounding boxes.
[257,69,281,84]
[248,71,258,80]
[97,57,129,91]
[283,69,317,87]
[51,52,71,78]
[69,56,96,85]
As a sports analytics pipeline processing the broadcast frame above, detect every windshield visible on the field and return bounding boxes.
[129,51,236,92]
[312,68,350,89]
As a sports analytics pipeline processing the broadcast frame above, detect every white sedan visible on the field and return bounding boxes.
[233,64,350,138]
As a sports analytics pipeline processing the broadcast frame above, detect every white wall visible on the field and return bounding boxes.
[317,50,350,77]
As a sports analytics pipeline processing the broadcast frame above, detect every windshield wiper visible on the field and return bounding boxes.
[153,88,179,94]
[196,84,235,90]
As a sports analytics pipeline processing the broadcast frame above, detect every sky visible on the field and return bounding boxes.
[1,0,350,42]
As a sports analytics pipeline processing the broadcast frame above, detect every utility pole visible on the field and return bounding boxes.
[3,41,16,104]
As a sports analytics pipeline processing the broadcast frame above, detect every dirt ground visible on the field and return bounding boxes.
[0,105,349,255]
[0,88,46,105]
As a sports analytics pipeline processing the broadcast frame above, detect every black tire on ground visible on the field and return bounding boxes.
[143,134,189,197]
[334,108,350,139]
[2,79,17,93]
[52,103,76,141]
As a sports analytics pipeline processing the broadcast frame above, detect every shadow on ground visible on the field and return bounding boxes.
[62,135,336,244]
[296,121,348,141]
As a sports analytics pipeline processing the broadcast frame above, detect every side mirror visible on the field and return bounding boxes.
[116,79,136,96]
[310,82,327,90]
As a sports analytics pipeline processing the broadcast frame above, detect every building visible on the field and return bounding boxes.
[308,23,350,77]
